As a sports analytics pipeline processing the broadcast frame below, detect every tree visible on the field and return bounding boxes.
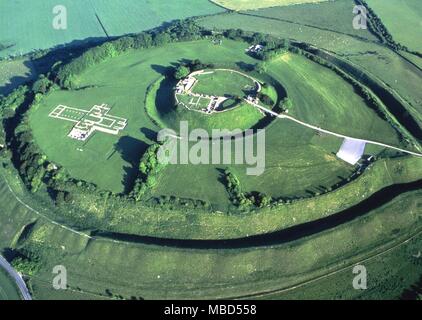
[134,33,153,49]
[255,62,267,74]
[32,75,52,94]
[174,65,190,80]
[153,32,172,46]
[252,32,266,45]
[282,97,293,110]
[225,29,244,40]
[258,93,274,106]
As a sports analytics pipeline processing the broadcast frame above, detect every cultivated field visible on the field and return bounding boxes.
[0,0,224,58]
[235,0,378,41]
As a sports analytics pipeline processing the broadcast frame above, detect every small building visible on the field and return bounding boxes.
[246,44,264,54]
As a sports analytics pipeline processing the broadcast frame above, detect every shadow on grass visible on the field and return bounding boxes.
[114,136,148,194]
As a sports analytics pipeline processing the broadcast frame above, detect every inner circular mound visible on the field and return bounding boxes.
[146,68,283,135]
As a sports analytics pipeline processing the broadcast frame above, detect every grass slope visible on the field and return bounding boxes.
[0,59,36,96]
[193,69,255,97]
[211,0,330,10]
[267,53,401,145]
[0,269,21,300]
[366,0,422,53]
[0,167,420,299]
[29,40,257,193]
[0,0,224,58]
[197,1,422,128]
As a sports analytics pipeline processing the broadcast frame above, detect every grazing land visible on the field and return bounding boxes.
[0,59,36,96]
[0,165,420,299]
[0,0,421,301]
[197,0,422,127]
[29,40,400,195]
[0,269,21,300]
[366,0,422,53]
[0,0,224,58]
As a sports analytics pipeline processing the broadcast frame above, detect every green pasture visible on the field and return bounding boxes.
[177,94,212,111]
[3,178,420,299]
[210,0,330,10]
[29,40,260,192]
[193,69,256,98]
[366,0,422,53]
[0,58,36,96]
[197,1,422,128]
[238,0,378,41]
[266,53,401,145]
[0,0,225,58]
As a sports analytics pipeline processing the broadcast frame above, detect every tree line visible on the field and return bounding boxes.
[223,169,272,211]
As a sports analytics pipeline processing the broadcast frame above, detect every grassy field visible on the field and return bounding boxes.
[0,0,225,58]
[0,165,420,299]
[366,0,422,53]
[197,0,422,127]
[29,40,259,193]
[203,0,378,42]
[266,53,401,144]
[244,0,378,40]
[211,0,330,10]
[29,39,401,196]
[171,100,265,132]
[0,139,420,299]
[193,69,256,97]
[0,269,21,300]
[151,125,353,209]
